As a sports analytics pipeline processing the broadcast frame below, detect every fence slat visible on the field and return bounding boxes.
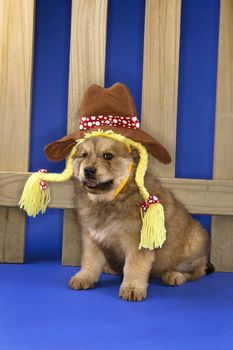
[142,0,181,178]
[1,171,233,216]
[0,0,35,263]
[211,0,233,272]
[62,0,108,266]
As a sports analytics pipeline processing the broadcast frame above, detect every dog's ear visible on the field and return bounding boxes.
[129,142,171,165]
[129,146,140,164]
[44,138,77,162]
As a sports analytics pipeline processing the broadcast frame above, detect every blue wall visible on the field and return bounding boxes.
[26,0,220,262]
[176,0,220,232]
[27,0,72,261]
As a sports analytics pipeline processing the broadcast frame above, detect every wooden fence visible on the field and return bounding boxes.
[0,0,233,271]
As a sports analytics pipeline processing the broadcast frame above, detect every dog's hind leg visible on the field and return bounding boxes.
[161,271,187,286]
[161,263,210,286]
[184,262,214,281]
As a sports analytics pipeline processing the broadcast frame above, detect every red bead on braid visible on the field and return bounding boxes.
[140,194,160,213]
[38,169,48,191]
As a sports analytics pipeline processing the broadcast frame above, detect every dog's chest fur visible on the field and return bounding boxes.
[80,198,140,245]
[73,181,142,249]
[88,226,115,244]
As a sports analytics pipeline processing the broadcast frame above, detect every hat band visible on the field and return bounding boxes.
[79,115,140,131]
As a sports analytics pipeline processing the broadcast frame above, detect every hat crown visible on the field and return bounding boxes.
[80,83,137,116]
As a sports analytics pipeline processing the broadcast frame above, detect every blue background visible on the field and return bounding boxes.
[27,0,220,261]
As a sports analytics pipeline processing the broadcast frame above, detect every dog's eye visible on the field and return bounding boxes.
[103,153,113,160]
[82,152,88,158]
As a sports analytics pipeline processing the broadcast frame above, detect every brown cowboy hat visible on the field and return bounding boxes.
[44,83,171,164]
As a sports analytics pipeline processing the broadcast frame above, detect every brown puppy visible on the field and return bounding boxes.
[68,136,211,301]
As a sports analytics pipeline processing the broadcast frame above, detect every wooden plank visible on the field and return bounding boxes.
[0,0,35,263]
[142,0,181,178]
[62,0,108,266]
[0,208,26,263]
[61,209,82,266]
[67,0,108,132]
[159,178,233,215]
[2,171,233,215]
[211,217,233,271]
[211,0,233,272]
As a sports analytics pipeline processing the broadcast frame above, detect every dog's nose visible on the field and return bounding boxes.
[84,167,96,179]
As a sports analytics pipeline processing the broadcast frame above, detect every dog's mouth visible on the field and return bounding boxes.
[83,179,114,192]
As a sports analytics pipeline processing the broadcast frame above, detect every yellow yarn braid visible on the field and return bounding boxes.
[19,130,166,249]
[19,146,76,217]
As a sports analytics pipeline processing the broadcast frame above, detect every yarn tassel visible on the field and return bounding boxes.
[139,202,166,250]
[19,145,76,217]
[19,173,50,217]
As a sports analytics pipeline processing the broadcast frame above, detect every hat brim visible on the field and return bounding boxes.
[44,126,171,164]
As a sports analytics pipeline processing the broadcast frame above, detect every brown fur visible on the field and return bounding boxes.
[68,137,211,301]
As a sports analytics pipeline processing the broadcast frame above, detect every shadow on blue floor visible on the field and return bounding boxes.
[1,261,233,350]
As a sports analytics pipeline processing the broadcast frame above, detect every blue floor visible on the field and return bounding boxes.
[0,261,233,350]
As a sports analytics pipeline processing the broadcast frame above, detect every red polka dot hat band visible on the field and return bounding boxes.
[79,115,140,131]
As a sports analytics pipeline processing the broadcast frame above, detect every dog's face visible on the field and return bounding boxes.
[73,137,133,201]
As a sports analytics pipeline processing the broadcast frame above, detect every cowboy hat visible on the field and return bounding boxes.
[44,83,171,164]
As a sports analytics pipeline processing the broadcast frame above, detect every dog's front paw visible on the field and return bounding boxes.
[119,286,147,301]
[69,273,96,290]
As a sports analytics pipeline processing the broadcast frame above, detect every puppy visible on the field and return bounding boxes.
[69,136,212,301]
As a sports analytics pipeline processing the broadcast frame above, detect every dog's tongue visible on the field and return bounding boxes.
[86,179,98,188]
